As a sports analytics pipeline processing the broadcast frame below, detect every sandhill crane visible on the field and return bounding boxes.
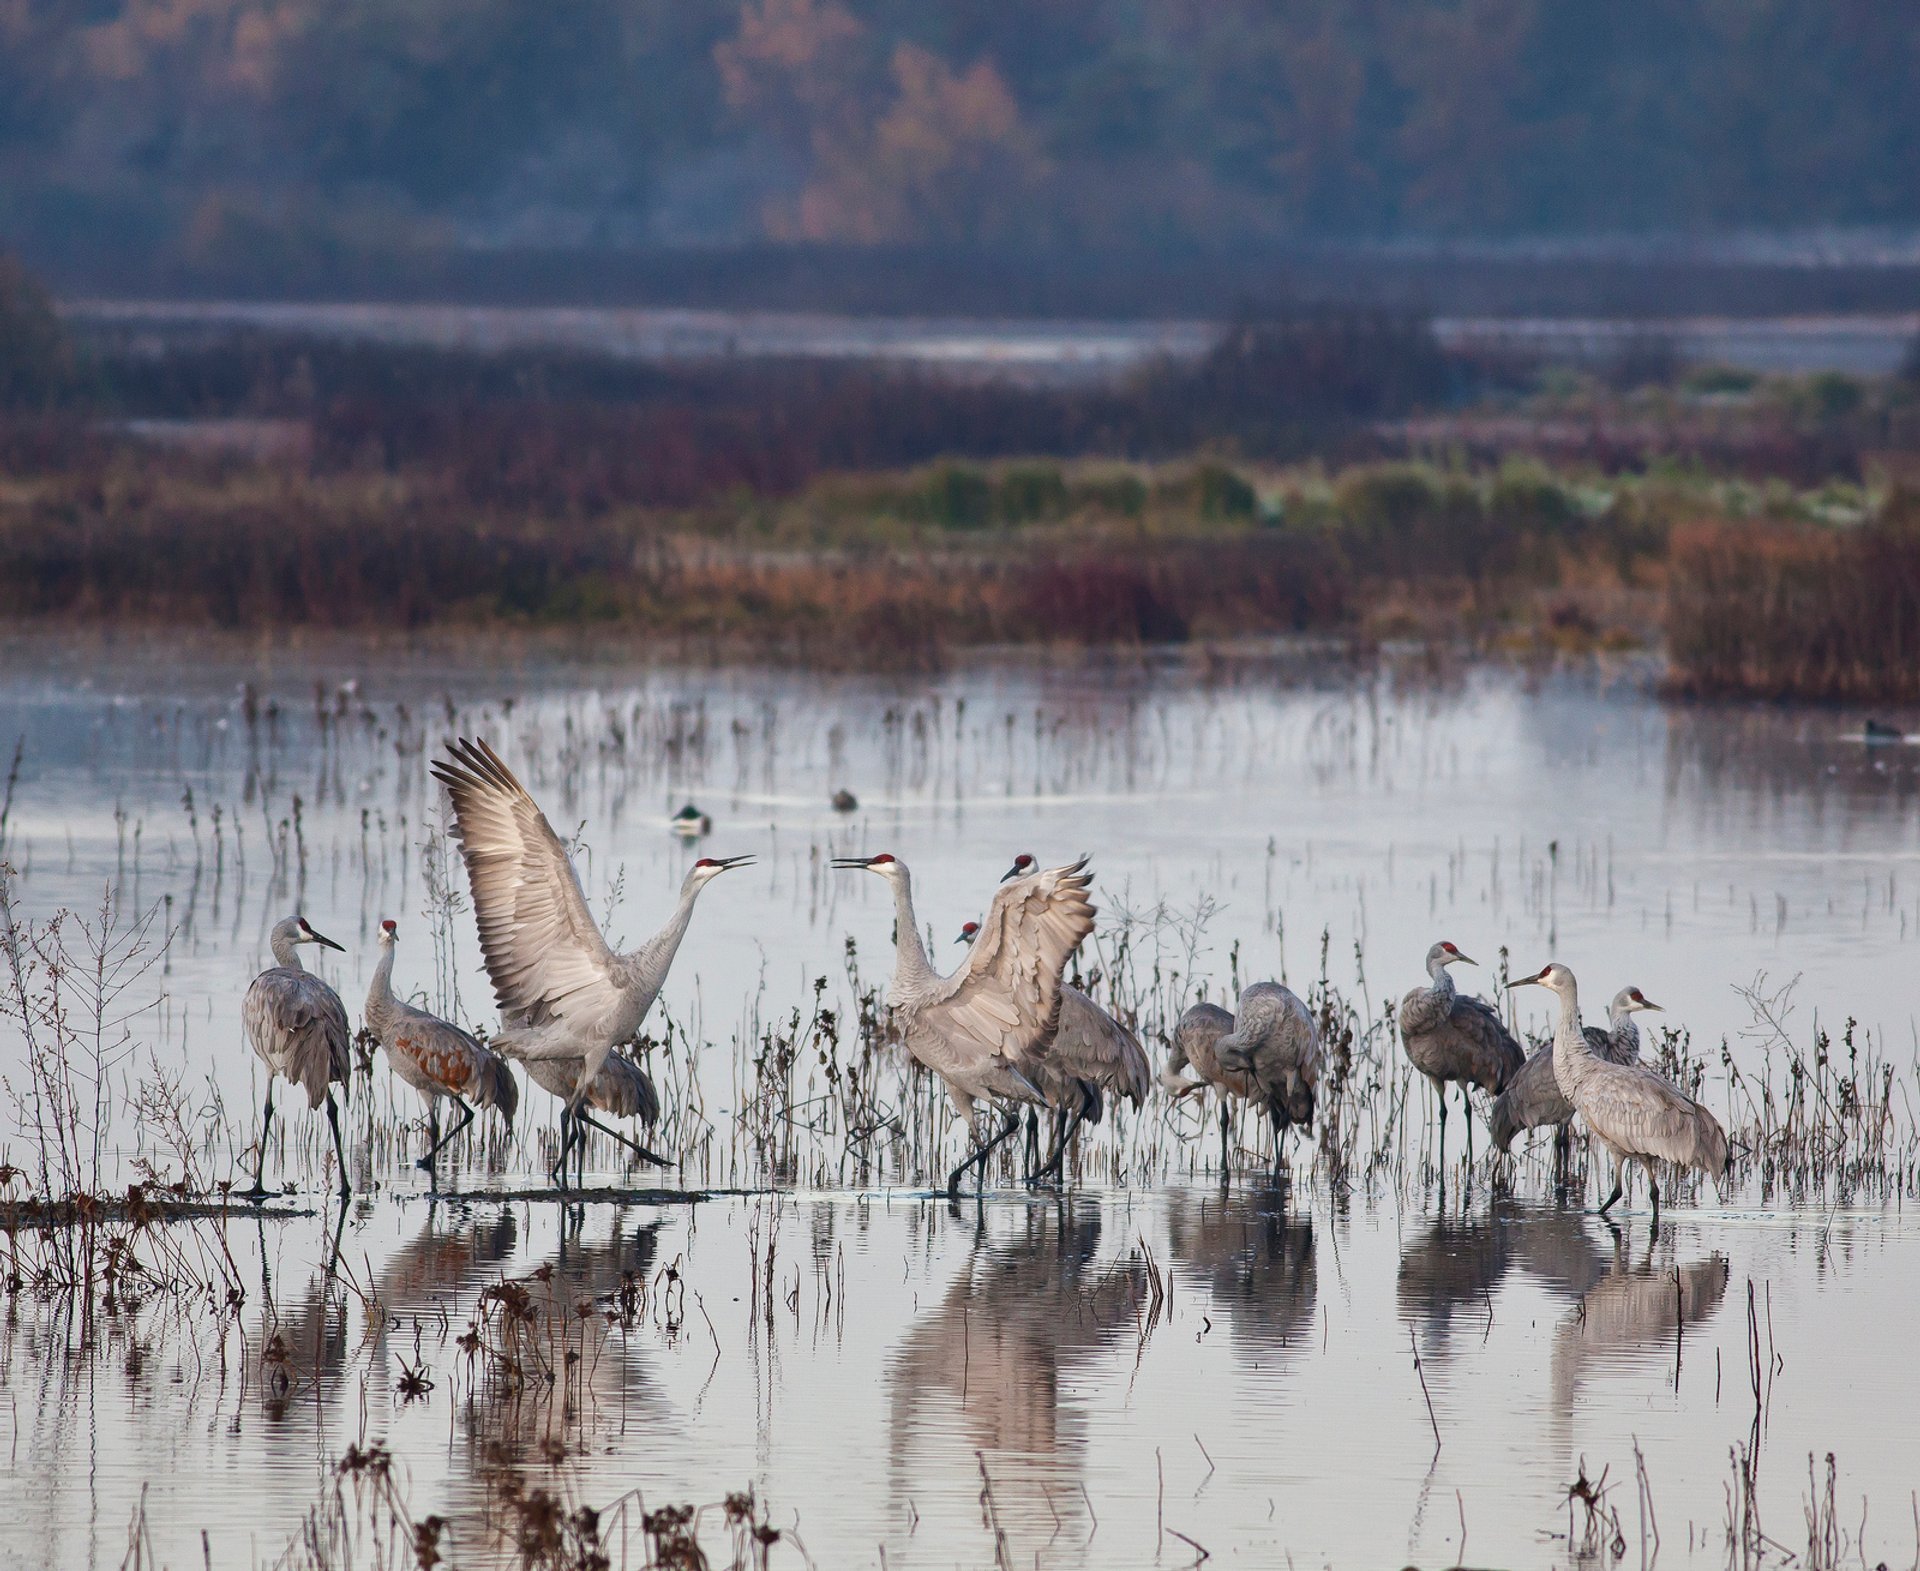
[832,853,1093,1198]
[1214,981,1323,1180]
[521,1051,667,1185]
[431,738,749,1186]
[365,918,519,1184]
[957,915,1150,1185]
[1162,1001,1255,1171]
[1490,986,1659,1158]
[1399,941,1525,1168]
[1509,962,1729,1224]
[241,915,352,1198]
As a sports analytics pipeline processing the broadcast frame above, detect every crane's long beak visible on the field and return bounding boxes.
[1638,997,1666,1012]
[830,856,876,870]
[711,855,755,871]
[1508,969,1546,989]
[1452,950,1479,967]
[999,860,1025,883]
[308,928,345,952]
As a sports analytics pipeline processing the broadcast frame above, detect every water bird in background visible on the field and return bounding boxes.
[831,789,859,812]
[241,914,352,1197]
[958,905,1150,1185]
[1508,962,1728,1224]
[521,1052,666,1186]
[1161,1000,1251,1171]
[1212,982,1323,1180]
[365,918,519,1185]
[1399,940,1525,1168]
[1490,985,1658,1162]
[834,852,1093,1198]
[432,738,750,1187]
[670,803,712,836]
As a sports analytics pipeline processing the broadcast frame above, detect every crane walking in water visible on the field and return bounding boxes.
[432,738,749,1187]
[1399,941,1525,1170]
[1162,1001,1254,1172]
[957,910,1150,1186]
[522,1051,666,1187]
[834,853,1093,1199]
[1213,982,1323,1181]
[241,915,352,1197]
[366,918,520,1185]
[1509,962,1728,1224]
[1490,985,1659,1164]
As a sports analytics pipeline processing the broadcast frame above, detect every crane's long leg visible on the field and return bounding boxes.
[947,1110,1021,1200]
[244,1084,276,1200]
[1269,1100,1290,1183]
[1461,1085,1475,1164]
[551,1104,576,1190]
[324,1091,350,1196]
[418,1096,475,1175]
[1435,1084,1448,1177]
[1598,1158,1625,1215]
[1218,1100,1231,1176]
[1035,1100,1086,1186]
[1023,1109,1040,1174]
[1646,1164,1661,1228]
[577,1110,671,1169]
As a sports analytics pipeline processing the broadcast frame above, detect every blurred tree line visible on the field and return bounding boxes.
[1,0,1917,283]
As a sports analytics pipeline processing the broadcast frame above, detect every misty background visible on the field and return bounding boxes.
[4,0,1919,309]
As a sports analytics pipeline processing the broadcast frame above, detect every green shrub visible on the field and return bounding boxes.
[1194,462,1256,520]
[995,463,1068,523]
[917,463,993,529]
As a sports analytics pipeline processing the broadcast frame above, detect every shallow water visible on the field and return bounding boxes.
[2,635,1919,1567]
[4,1190,1918,1569]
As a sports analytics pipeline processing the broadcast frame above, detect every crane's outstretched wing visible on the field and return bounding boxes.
[431,738,619,1032]
[922,857,1096,1069]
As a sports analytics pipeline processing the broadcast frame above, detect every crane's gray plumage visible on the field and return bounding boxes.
[1214,982,1324,1178]
[1511,962,1729,1223]
[1162,999,1257,1172]
[836,853,1093,1197]
[522,1051,667,1176]
[958,912,1149,1184]
[1399,940,1525,1166]
[366,918,519,1181]
[432,737,746,1183]
[1490,985,1655,1154]
[241,914,352,1196]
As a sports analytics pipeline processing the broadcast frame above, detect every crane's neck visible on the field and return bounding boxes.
[269,921,305,970]
[1426,956,1456,1006]
[1549,980,1593,1097]
[366,943,397,1026]
[628,875,706,996]
[1608,1000,1640,1059]
[887,868,937,991]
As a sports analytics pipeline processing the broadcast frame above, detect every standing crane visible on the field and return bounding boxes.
[956,916,1150,1185]
[365,918,520,1185]
[1490,985,1659,1159]
[1213,982,1323,1180]
[1399,940,1525,1169]
[431,738,749,1186]
[1162,1001,1255,1172]
[832,852,1093,1198]
[521,1052,666,1186]
[241,915,352,1198]
[1508,961,1728,1224]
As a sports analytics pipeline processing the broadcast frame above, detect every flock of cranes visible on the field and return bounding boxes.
[240,736,1730,1217]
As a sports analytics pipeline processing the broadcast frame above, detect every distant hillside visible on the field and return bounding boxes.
[3,0,1919,303]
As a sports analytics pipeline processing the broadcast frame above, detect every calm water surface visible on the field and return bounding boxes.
[1,636,1917,1567]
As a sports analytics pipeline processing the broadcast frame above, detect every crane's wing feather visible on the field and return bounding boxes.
[1447,992,1526,1088]
[923,857,1095,1068]
[431,738,620,1031]
[245,969,350,1108]
[1054,985,1151,1104]
[1578,1061,1726,1171]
